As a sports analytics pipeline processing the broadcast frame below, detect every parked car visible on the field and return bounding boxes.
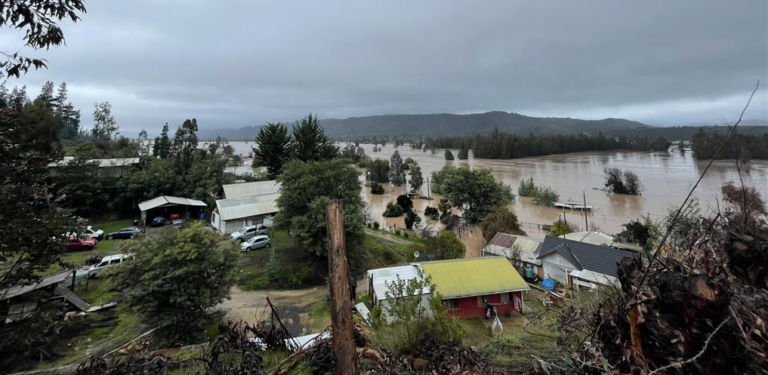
[240,235,271,252]
[66,236,97,251]
[85,226,104,240]
[150,216,167,227]
[230,225,269,242]
[106,227,142,240]
[88,254,132,278]
[169,213,181,220]
[171,219,184,229]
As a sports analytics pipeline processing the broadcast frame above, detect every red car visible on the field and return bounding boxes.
[169,213,181,220]
[66,235,97,251]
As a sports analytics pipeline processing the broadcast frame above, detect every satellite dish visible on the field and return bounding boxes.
[413,251,420,259]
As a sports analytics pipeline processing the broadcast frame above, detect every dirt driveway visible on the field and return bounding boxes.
[218,285,329,336]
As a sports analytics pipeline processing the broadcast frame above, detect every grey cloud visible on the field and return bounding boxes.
[4,0,767,133]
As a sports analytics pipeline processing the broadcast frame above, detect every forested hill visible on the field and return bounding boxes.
[197,111,651,140]
[319,111,651,138]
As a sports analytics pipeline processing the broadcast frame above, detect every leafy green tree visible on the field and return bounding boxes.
[366,159,390,183]
[550,220,578,237]
[388,150,406,186]
[480,208,525,241]
[91,101,118,140]
[52,82,80,139]
[444,149,454,160]
[252,122,292,178]
[422,230,465,260]
[37,81,55,108]
[615,215,661,250]
[0,99,75,368]
[605,167,643,195]
[409,163,424,192]
[72,141,100,159]
[274,159,364,256]
[370,182,385,194]
[153,123,172,159]
[404,209,421,230]
[518,177,536,197]
[19,98,61,155]
[382,201,404,217]
[171,118,199,170]
[137,129,149,155]
[0,0,86,79]
[532,185,560,207]
[432,165,513,223]
[457,146,469,160]
[292,114,338,162]
[114,224,237,346]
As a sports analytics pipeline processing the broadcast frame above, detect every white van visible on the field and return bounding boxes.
[88,254,131,277]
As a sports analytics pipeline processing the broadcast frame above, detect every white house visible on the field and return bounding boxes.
[537,235,635,290]
[482,232,544,280]
[211,181,281,234]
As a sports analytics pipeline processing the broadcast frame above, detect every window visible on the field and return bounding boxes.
[477,296,489,307]
[501,293,510,304]
[110,259,121,265]
[446,299,460,309]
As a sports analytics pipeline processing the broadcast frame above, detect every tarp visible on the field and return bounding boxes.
[541,278,555,291]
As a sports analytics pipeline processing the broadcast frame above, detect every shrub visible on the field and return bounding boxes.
[394,230,401,236]
[403,232,409,238]
[480,208,525,241]
[396,194,414,211]
[424,206,439,220]
[383,202,404,217]
[370,182,385,194]
[518,177,537,197]
[373,222,380,229]
[422,231,465,260]
[532,185,560,207]
[550,220,579,237]
[444,150,454,160]
[404,209,421,230]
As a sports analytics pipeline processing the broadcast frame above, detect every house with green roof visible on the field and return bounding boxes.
[367,257,530,319]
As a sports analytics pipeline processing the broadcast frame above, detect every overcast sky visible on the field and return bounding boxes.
[2,0,767,133]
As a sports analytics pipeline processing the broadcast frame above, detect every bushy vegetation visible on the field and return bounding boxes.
[424,206,439,220]
[383,201,405,217]
[404,209,421,230]
[425,128,670,159]
[421,231,466,260]
[114,224,238,346]
[370,181,385,194]
[604,167,643,195]
[532,185,560,207]
[431,165,513,223]
[614,214,662,250]
[691,129,768,161]
[388,150,407,186]
[549,220,579,237]
[518,177,537,197]
[409,162,424,192]
[444,149,454,160]
[366,159,390,183]
[480,208,525,241]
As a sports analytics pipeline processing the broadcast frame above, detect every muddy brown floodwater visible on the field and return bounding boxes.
[219,141,768,257]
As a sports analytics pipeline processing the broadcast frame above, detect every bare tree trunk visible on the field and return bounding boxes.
[325,200,357,375]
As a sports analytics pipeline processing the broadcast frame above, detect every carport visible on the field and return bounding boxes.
[138,196,208,224]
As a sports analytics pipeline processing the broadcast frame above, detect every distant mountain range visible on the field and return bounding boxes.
[196,111,767,141]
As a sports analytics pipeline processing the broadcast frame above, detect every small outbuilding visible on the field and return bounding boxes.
[211,180,281,234]
[482,232,544,280]
[138,196,208,223]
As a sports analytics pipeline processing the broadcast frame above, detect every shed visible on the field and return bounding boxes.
[482,232,544,279]
[212,193,279,234]
[366,265,431,323]
[138,196,208,223]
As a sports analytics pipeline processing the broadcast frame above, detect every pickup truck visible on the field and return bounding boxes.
[229,225,270,242]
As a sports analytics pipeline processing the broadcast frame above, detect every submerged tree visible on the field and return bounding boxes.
[409,163,424,192]
[444,149,454,160]
[605,167,643,195]
[480,208,525,241]
[389,150,407,186]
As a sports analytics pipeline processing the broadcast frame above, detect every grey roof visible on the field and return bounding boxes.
[215,192,280,221]
[222,180,281,199]
[138,196,207,212]
[537,235,635,277]
[0,270,71,301]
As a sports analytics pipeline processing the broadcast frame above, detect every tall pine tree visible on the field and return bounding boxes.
[252,122,293,179]
[153,123,172,159]
[292,114,337,162]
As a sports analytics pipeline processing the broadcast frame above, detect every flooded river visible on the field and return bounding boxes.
[217,141,768,256]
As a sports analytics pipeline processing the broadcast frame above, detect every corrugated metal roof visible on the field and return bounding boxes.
[138,196,207,212]
[222,180,281,199]
[563,231,643,252]
[48,157,140,168]
[420,257,529,299]
[215,193,279,221]
[0,270,71,301]
[367,265,426,300]
[484,233,543,264]
[538,236,635,277]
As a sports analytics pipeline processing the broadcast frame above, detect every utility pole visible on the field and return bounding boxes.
[325,200,356,375]
[426,176,431,199]
[583,191,588,230]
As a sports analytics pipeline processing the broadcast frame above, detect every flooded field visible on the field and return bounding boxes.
[218,141,768,256]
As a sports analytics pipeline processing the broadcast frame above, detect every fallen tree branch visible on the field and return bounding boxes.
[647,316,730,375]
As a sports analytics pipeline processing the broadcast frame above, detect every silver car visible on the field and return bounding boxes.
[240,235,271,252]
[230,225,269,242]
